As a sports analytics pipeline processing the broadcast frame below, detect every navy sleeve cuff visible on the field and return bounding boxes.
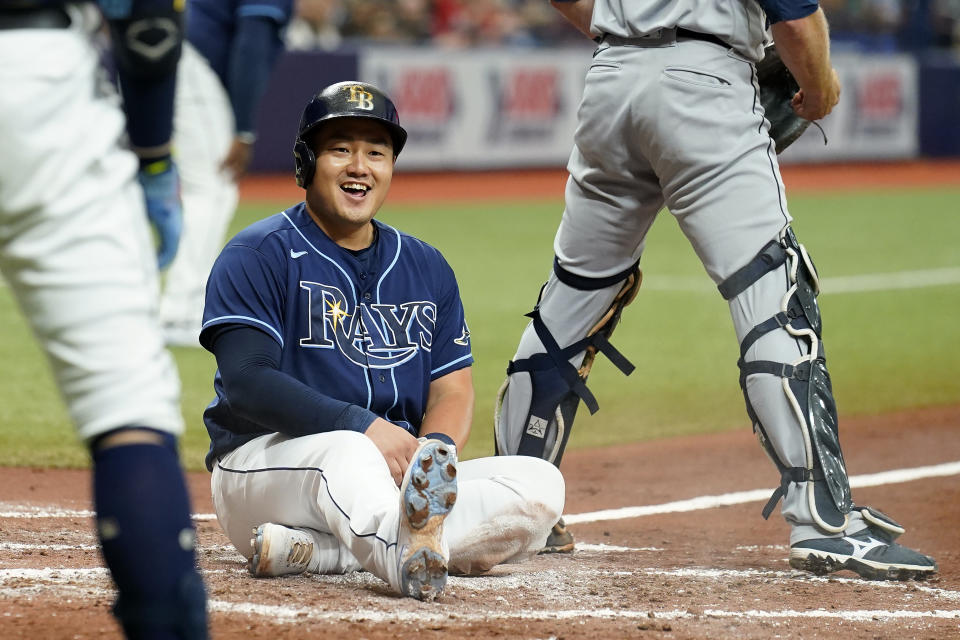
[339,404,379,432]
[756,0,818,24]
[422,432,457,448]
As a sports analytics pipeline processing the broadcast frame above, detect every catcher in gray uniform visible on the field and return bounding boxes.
[494,0,938,581]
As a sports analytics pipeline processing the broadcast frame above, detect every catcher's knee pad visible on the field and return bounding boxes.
[494,259,641,465]
[719,227,852,533]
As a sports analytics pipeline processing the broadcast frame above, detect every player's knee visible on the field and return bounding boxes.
[324,429,374,451]
[542,461,566,523]
[522,457,566,524]
[313,430,388,470]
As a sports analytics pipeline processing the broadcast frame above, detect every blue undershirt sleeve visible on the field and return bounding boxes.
[209,324,378,436]
[116,71,178,151]
[755,0,819,24]
[226,15,285,136]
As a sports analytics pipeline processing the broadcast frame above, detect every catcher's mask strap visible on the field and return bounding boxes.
[717,240,787,300]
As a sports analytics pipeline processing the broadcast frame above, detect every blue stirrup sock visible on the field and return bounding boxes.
[92,434,207,639]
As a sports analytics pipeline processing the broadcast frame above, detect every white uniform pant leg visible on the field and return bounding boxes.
[212,431,410,589]
[161,43,239,340]
[0,24,183,440]
[445,455,564,574]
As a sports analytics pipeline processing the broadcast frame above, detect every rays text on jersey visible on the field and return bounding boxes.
[299,281,437,369]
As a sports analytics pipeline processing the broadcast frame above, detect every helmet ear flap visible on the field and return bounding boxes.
[293,138,316,188]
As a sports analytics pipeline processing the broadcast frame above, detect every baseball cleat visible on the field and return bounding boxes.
[398,440,458,600]
[789,528,937,581]
[540,517,575,554]
[248,523,314,578]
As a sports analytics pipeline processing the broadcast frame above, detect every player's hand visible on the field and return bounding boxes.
[137,158,183,270]
[791,68,841,121]
[220,136,254,180]
[364,418,420,486]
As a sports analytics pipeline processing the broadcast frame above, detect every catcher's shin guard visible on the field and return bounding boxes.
[720,227,852,533]
[494,259,641,465]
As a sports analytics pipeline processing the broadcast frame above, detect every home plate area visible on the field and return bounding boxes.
[2,405,960,639]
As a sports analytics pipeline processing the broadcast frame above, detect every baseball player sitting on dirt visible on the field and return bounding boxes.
[494,0,938,582]
[199,81,565,601]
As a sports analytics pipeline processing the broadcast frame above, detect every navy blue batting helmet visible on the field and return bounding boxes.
[293,81,408,188]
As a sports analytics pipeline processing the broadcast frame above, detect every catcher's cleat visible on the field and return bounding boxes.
[248,523,314,578]
[540,517,575,554]
[398,440,458,601]
[789,528,937,581]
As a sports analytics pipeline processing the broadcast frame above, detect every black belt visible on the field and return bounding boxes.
[0,6,71,30]
[675,27,731,49]
[599,28,731,50]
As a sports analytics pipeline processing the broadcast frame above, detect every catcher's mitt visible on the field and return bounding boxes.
[756,45,812,154]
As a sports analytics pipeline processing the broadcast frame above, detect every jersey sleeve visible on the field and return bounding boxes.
[428,254,473,380]
[755,0,819,24]
[200,244,286,349]
[227,5,290,136]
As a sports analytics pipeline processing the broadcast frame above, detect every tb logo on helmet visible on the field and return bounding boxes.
[293,81,408,188]
[347,85,375,111]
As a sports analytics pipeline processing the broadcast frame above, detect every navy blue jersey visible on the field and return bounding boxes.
[201,203,474,460]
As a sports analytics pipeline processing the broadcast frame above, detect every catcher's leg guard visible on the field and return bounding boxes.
[720,227,852,533]
[495,258,641,465]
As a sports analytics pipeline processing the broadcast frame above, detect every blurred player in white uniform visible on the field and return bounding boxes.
[160,0,293,346]
[0,1,206,637]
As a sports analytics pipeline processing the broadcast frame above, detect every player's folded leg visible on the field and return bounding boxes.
[248,523,315,577]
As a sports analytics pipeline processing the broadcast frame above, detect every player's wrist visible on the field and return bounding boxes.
[133,144,173,170]
[421,432,457,449]
[139,155,174,175]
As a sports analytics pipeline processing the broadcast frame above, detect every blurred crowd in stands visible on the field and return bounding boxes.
[284,0,960,53]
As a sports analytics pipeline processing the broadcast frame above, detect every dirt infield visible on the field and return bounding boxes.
[238,159,960,205]
[2,404,959,639]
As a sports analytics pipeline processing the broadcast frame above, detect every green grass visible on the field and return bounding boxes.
[1,187,958,471]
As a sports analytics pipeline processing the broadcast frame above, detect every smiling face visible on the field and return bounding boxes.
[304,117,395,249]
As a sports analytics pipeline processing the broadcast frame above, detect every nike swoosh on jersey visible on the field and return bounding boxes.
[290,249,308,259]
